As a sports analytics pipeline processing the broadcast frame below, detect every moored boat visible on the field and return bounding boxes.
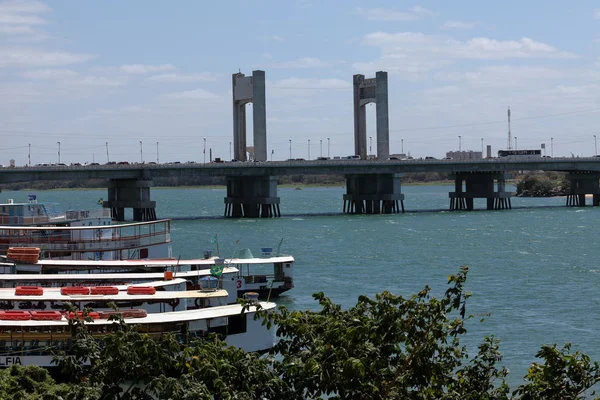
[0,196,171,260]
[0,284,276,366]
[0,250,295,299]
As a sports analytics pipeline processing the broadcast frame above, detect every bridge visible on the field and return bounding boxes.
[1,157,599,219]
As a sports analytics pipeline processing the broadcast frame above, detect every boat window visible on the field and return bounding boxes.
[227,314,247,335]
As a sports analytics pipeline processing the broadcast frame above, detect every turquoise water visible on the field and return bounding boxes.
[1,186,598,385]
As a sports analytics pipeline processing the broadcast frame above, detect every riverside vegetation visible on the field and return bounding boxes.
[1,267,599,399]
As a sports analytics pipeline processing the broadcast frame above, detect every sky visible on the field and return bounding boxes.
[1,0,599,165]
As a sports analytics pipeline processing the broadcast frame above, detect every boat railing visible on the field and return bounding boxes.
[243,274,284,284]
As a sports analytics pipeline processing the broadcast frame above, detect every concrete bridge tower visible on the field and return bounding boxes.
[226,70,279,217]
[353,71,389,160]
[232,70,267,161]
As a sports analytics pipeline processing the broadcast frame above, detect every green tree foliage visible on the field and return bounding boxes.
[3,268,600,399]
[516,173,568,197]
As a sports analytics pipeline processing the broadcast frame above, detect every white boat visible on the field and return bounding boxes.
[0,196,171,260]
[0,252,295,299]
[0,284,276,367]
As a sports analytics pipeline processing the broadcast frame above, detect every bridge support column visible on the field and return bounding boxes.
[565,172,600,206]
[224,176,280,218]
[343,173,404,214]
[449,172,511,211]
[103,179,157,222]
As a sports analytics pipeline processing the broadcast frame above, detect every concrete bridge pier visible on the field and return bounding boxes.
[449,172,511,211]
[565,172,600,206]
[343,173,405,214]
[103,179,157,222]
[224,176,280,218]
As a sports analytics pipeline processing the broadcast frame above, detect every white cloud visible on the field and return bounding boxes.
[271,77,350,90]
[271,35,284,42]
[0,47,95,67]
[119,64,176,74]
[356,5,436,21]
[269,57,330,68]
[22,68,124,86]
[443,20,475,29]
[0,0,49,14]
[163,88,220,100]
[360,32,577,67]
[0,0,50,41]
[146,72,216,83]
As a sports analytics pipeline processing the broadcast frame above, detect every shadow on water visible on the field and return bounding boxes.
[170,204,567,221]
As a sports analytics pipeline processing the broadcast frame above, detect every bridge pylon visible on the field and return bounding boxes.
[353,71,389,160]
[565,172,600,206]
[232,70,267,162]
[102,179,157,222]
[343,173,405,214]
[449,172,511,211]
[224,176,280,218]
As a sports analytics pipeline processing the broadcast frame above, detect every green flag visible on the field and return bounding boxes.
[210,263,223,278]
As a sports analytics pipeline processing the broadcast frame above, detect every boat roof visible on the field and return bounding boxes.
[0,301,276,327]
[0,288,228,302]
[0,219,171,230]
[4,255,294,267]
[0,268,238,281]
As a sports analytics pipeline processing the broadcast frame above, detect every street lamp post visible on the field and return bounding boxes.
[320,139,323,158]
[327,137,330,158]
[458,136,461,152]
[289,139,292,160]
[551,137,554,157]
[401,138,404,154]
[595,135,598,157]
[203,138,206,164]
[229,141,232,160]
[106,142,110,163]
[156,141,159,163]
[28,143,30,166]
[514,136,517,150]
[369,136,372,156]
[481,138,484,158]
[57,141,60,164]
[139,141,143,163]
[308,139,310,160]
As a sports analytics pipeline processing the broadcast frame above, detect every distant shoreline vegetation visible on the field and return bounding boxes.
[515,172,568,197]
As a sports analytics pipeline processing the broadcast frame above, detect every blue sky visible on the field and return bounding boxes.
[1,0,599,164]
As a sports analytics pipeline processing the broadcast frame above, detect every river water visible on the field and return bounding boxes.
[2,186,598,386]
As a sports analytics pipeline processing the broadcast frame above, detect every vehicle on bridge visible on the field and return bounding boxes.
[498,149,542,158]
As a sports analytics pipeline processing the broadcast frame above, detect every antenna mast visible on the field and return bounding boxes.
[507,106,512,150]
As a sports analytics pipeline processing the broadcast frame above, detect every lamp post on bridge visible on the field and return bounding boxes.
[28,143,31,166]
[289,139,292,160]
[308,139,310,160]
[320,139,322,158]
[327,137,330,158]
[594,135,597,157]
[458,136,461,152]
[551,137,553,157]
[514,136,517,151]
[139,141,143,163]
[57,141,60,164]
[203,137,206,164]
[369,136,372,156]
[156,141,159,163]
[401,138,404,154]
[481,137,484,158]
[229,141,232,161]
[106,142,109,163]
